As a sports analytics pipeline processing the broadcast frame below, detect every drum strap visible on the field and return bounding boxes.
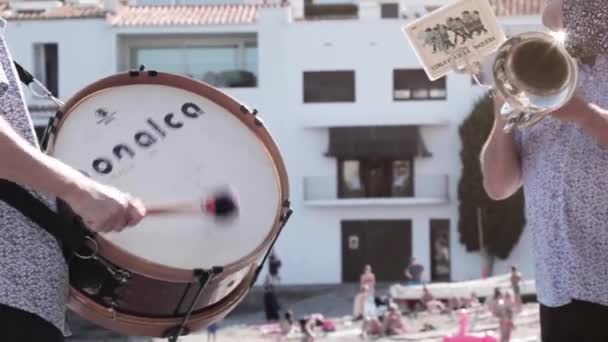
[0,181,129,305]
[13,61,33,86]
[12,61,64,152]
[0,179,92,259]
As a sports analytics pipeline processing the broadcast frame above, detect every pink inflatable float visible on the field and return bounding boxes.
[443,310,498,342]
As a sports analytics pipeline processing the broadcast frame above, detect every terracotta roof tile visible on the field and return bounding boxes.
[1,4,107,20]
[489,0,544,16]
[109,4,273,27]
[0,0,542,23]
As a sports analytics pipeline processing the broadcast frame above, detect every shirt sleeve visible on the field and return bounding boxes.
[0,61,9,96]
[0,22,10,97]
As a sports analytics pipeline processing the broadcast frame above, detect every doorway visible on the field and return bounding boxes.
[341,220,412,282]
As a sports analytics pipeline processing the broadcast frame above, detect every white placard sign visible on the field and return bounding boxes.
[402,0,506,80]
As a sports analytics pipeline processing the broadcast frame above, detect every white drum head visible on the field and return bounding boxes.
[50,83,282,270]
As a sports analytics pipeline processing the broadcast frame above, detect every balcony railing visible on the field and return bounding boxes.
[136,0,243,5]
[117,64,258,88]
[303,174,450,205]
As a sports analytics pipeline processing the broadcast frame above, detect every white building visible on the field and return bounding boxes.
[1,0,544,285]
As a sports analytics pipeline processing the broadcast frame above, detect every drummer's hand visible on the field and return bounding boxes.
[63,180,146,233]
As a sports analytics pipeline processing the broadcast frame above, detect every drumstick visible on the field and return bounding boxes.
[145,191,239,218]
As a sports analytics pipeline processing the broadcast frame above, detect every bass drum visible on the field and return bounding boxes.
[44,69,291,338]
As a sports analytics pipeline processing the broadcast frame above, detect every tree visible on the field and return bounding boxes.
[457,94,526,276]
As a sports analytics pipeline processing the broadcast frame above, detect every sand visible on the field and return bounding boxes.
[154,303,541,342]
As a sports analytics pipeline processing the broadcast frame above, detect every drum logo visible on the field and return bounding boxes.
[90,102,204,175]
[95,107,117,125]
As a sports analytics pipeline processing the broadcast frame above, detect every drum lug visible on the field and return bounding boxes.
[70,237,131,303]
[129,65,158,78]
[105,300,119,321]
[110,267,131,284]
[239,104,251,115]
[94,259,130,317]
[280,200,293,224]
[76,254,131,300]
[99,257,129,283]
[93,254,132,284]
[239,105,264,127]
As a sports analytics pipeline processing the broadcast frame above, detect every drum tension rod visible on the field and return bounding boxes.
[40,113,62,152]
[251,200,293,288]
[165,266,224,342]
[238,104,264,126]
[128,65,159,78]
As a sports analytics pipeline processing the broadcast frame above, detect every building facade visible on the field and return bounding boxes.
[2,0,543,285]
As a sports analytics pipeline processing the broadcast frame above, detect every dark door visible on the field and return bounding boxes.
[342,220,412,282]
[341,220,368,283]
[363,159,392,197]
[430,219,451,282]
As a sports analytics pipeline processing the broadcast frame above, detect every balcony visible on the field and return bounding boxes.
[118,41,258,88]
[304,3,358,20]
[303,174,450,207]
[118,64,258,88]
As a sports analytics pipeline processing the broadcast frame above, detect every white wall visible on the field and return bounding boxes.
[3,19,115,106]
[255,9,510,284]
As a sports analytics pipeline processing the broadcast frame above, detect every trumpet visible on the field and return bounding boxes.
[484,31,579,133]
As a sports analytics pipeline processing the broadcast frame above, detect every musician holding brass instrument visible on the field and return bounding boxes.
[481,1,608,341]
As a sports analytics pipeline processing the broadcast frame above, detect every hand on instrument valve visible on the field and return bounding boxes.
[63,180,146,233]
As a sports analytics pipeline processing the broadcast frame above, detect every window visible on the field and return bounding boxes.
[392,160,412,196]
[381,3,399,18]
[338,158,413,198]
[340,160,364,197]
[393,69,446,101]
[303,71,355,103]
[131,43,258,88]
[430,219,451,282]
[33,43,59,97]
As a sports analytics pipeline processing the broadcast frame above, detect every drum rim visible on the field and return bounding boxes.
[47,70,290,283]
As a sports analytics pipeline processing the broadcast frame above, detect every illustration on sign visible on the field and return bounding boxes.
[402,0,506,80]
[417,10,488,54]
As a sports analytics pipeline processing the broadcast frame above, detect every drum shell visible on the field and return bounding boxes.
[65,226,273,337]
[67,264,257,337]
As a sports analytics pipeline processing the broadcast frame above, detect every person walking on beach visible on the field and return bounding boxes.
[510,266,522,298]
